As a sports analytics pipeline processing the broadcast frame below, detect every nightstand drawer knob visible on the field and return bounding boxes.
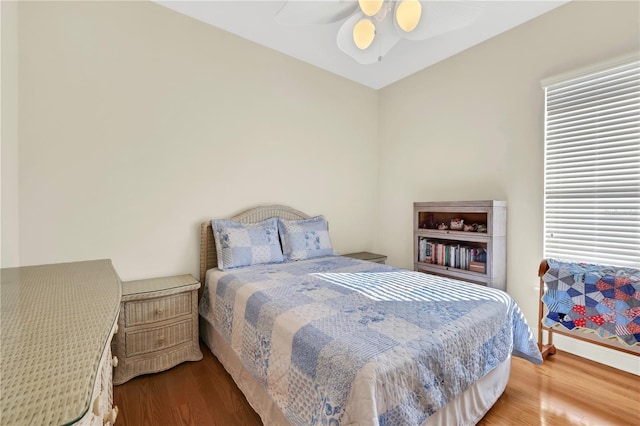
[103,405,118,425]
[158,336,165,344]
[156,308,164,316]
[112,356,118,367]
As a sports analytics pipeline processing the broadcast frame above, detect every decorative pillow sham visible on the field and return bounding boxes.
[212,218,283,270]
[278,215,336,261]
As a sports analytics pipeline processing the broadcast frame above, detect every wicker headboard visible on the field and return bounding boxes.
[199,204,311,285]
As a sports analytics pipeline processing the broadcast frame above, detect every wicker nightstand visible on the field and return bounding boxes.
[343,251,387,264]
[112,274,203,385]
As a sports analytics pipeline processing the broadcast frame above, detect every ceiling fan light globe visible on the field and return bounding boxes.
[358,0,384,17]
[353,19,376,50]
[396,0,422,32]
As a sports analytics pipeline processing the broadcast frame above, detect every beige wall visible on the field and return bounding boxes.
[377,0,639,373]
[1,1,20,267]
[15,1,378,279]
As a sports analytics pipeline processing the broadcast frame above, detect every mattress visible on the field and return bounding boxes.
[199,256,541,425]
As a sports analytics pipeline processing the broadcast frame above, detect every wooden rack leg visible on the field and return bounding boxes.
[538,260,557,360]
[540,328,557,359]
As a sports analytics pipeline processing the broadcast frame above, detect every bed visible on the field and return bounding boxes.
[198,205,542,425]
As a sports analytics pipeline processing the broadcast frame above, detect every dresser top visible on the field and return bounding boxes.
[122,274,199,301]
[1,259,121,425]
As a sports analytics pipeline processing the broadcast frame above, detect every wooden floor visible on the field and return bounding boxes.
[114,342,639,426]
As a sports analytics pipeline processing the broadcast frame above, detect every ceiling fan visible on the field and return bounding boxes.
[276,0,485,65]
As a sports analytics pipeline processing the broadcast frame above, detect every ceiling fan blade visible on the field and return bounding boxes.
[337,11,401,65]
[276,0,359,26]
[396,1,485,41]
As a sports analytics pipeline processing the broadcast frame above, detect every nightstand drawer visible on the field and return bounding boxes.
[125,319,192,357]
[124,292,191,327]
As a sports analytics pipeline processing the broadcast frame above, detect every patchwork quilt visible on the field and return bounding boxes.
[200,256,542,425]
[541,258,640,346]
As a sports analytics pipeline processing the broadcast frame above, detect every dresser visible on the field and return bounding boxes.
[112,274,203,385]
[0,260,121,425]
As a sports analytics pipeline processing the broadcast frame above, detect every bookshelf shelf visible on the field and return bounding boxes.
[413,200,506,291]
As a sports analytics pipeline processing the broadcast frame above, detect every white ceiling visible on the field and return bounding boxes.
[155,1,570,89]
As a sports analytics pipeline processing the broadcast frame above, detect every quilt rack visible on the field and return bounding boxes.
[538,259,640,360]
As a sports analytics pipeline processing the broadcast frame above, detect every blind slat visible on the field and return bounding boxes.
[546,133,639,149]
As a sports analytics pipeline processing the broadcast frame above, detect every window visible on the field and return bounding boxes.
[543,57,640,268]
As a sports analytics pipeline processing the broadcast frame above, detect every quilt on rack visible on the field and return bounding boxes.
[200,256,541,426]
[541,258,640,346]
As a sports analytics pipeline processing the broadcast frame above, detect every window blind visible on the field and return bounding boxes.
[543,59,640,268]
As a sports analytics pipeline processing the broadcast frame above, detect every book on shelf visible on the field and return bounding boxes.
[418,238,428,262]
[417,237,486,273]
[469,261,486,274]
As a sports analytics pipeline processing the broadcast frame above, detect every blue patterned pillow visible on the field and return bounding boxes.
[278,216,336,261]
[212,218,284,270]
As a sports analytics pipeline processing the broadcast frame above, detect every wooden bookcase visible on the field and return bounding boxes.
[413,200,506,290]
